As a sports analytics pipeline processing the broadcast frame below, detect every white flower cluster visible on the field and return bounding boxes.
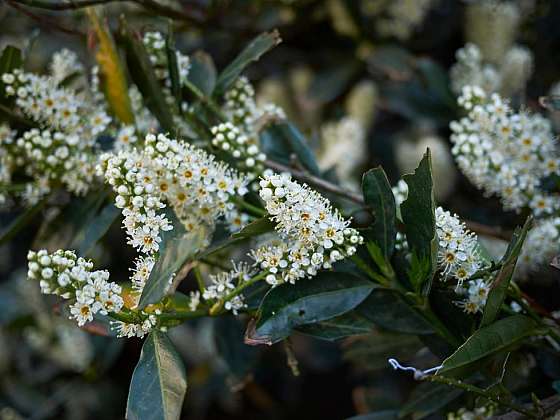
[393,180,490,314]
[201,262,256,314]
[450,43,532,97]
[450,86,560,215]
[360,0,435,41]
[49,49,83,85]
[211,122,266,176]
[517,218,560,278]
[255,173,363,285]
[447,404,494,420]
[143,31,191,88]
[27,249,124,327]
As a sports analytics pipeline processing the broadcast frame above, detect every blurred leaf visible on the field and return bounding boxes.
[87,9,134,124]
[481,217,532,327]
[214,30,281,96]
[188,51,217,97]
[214,316,258,382]
[0,45,22,104]
[362,167,396,259]
[296,311,373,341]
[127,331,187,420]
[401,150,436,295]
[415,58,456,109]
[247,272,374,345]
[399,382,462,419]
[120,18,175,133]
[308,61,361,104]
[138,213,207,308]
[356,288,434,335]
[0,199,46,246]
[260,122,321,175]
[165,25,182,110]
[438,315,538,377]
[74,202,120,256]
[231,217,275,240]
[346,410,398,420]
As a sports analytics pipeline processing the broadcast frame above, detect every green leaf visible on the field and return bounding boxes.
[399,382,462,420]
[232,217,275,240]
[126,332,187,420]
[188,51,217,97]
[346,411,398,420]
[87,9,134,125]
[481,217,532,327]
[401,150,437,295]
[0,45,22,104]
[165,25,182,110]
[120,18,175,133]
[74,202,120,256]
[296,311,373,341]
[214,30,281,96]
[362,167,397,259]
[356,288,434,335]
[138,214,207,308]
[0,199,46,246]
[308,61,361,104]
[438,315,538,377]
[247,272,374,345]
[260,122,321,176]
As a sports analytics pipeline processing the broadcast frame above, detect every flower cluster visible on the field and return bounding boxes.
[255,172,363,285]
[447,404,494,420]
[450,86,560,215]
[201,262,256,314]
[143,31,191,88]
[27,249,124,327]
[517,217,560,278]
[211,122,266,176]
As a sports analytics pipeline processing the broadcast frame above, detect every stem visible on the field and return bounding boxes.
[184,79,226,121]
[193,265,206,293]
[158,308,209,321]
[351,255,389,285]
[233,197,267,217]
[420,302,462,348]
[209,271,269,315]
[427,375,538,418]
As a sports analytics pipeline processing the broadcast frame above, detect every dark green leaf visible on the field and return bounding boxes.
[120,19,175,133]
[214,316,258,381]
[247,272,374,345]
[356,288,434,335]
[214,30,281,96]
[296,311,373,341]
[362,167,396,259]
[308,61,361,104]
[438,315,538,377]
[231,217,275,240]
[401,150,437,295]
[0,45,22,104]
[138,213,207,308]
[126,332,187,420]
[260,122,321,176]
[481,217,532,327]
[74,202,120,256]
[188,51,217,97]
[399,382,462,419]
[0,199,46,246]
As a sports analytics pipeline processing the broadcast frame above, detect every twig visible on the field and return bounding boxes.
[6,0,85,35]
[264,159,364,204]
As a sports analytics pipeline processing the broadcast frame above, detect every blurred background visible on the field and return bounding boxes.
[1,0,560,418]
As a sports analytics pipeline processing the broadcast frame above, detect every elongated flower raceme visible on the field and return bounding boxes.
[450,85,560,215]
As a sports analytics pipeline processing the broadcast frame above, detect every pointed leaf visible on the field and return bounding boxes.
[362,167,396,259]
[75,202,120,256]
[401,150,437,295]
[247,272,374,345]
[438,315,538,377]
[87,9,134,124]
[481,217,532,327]
[214,30,281,96]
[232,216,275,240]
[126,332,187,420]
[296,311,373,341]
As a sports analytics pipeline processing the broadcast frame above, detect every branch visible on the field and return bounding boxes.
[9,0,205,24]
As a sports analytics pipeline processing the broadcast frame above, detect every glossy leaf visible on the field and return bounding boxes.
[481,217,532,327]
[231,217,275,240]
[362,167,397,259]
[356,288,434,335]
[87,9,134,124]
[247,272,374,345]
[188,51,217,97]
[296,311,373,341]
[260,122,321,176]
[138,215,207,308]
[401,150,437,295]
[438,315,538,377]
[126,332,187,420]
[214,30,281,96]
[399,382,462,420]
[75,202,120,256]
[120,18,175,133]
